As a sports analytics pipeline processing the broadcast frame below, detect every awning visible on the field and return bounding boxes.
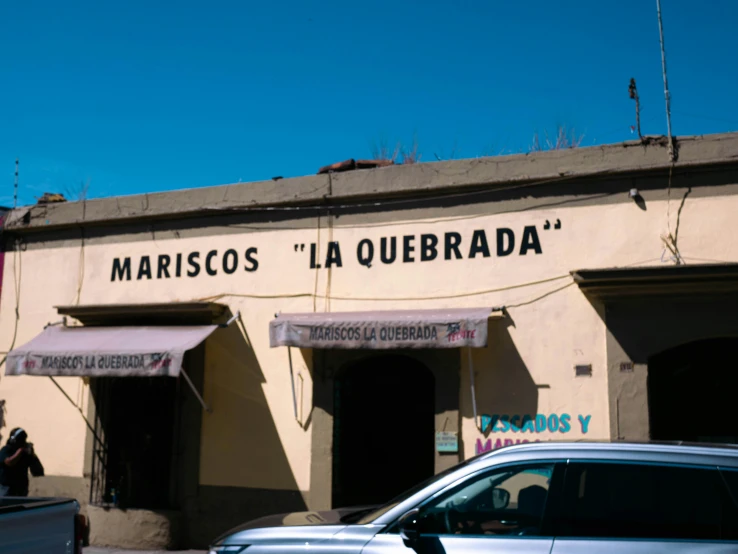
[55,302,228,326]
[571,263,738,300]
[5,325,218,378]
[269,307,503,350]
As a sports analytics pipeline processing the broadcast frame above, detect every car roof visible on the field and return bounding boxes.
[370,439,738,526]
[468,439,738,468]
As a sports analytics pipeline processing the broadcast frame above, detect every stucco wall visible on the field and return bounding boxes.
[2,174,738,500]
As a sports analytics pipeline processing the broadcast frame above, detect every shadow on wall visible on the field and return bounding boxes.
[589,295,738,443]
[601,297,738,364]
[462,320,539,452]
[197,322,306,547]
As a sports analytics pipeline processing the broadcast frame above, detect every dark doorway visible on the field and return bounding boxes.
[91,377,178,510]
[648,338,738,444]
[332,355,435,508]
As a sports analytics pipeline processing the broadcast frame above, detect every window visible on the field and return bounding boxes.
[90,376,179,510]
[414,464,555,537]
[557,462,738,541]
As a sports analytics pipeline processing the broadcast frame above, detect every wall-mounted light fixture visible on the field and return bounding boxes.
[628,188,646,211]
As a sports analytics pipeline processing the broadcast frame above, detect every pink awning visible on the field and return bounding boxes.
[269,307,503,350]
[5,325,218,378]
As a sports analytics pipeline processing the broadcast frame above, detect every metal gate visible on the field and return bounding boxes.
[89,378,112,506]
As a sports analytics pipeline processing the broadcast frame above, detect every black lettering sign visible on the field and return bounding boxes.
[497,228,515,256]
[223,249,238,274]
[137,256,152,280]
[308,325,442,344]
[157,255,171,279]
[310,243,320,269]
[295,224,552,269]
[445,232,463,260]
[421,234,438,262]
[403,235,416,263]
[187,252,201,277]
[94,354,148,370]
[111,257,131,282]
[469,230,491,258]
[40,356,84,370]
[520,226,542,255]
[357,239,374,268]
[205,250,218,276]
[325,242,343,268]
[245,247,259,272]
[113,247,259,283]
[380,237,397,264]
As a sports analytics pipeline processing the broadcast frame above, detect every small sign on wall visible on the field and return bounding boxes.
[436,431,459,453]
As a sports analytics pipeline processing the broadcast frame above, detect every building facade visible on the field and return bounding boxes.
[1,133,738,548]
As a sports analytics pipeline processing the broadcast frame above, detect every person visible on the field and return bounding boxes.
[0,428,44,496]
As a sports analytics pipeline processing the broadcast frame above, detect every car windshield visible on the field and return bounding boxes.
[354,453,485,524]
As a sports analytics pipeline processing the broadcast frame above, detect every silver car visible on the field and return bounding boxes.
[208,441,738,554]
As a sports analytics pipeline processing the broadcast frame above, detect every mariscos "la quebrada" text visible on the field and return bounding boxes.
[111,248,259,281]
[303,225,550,269]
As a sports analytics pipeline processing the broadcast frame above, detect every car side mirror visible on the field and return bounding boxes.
[492,487,510,509]
[398,509,421,547]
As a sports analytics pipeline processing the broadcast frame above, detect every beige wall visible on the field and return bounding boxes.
[2,188,738,492]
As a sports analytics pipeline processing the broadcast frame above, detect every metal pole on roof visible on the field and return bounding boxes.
[13,159,18,209]
[656,0,676,161]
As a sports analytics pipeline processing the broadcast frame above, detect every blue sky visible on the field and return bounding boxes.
[2,0,737,205]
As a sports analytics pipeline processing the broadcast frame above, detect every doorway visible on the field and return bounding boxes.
[648,338,738,444]
[90,376,178,509]
[332,355,435,508]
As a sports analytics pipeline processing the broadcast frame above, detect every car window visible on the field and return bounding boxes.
[356,453,493,524]
[557,462,738,541]
[414,464,554,537]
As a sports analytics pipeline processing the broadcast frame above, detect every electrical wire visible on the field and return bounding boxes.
[312,214,322,312]
[200,168,621,216]
[196,273,572,304]
[74,229,86,305]
[0,241,23,370]
[324,215,334,312]
[198,146,721,219]
[505,281,576,309]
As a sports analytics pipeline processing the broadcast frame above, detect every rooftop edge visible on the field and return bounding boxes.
[5,132,738,233]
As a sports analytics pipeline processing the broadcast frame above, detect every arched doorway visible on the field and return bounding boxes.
[332,355,435,508]
[648,338,738,444]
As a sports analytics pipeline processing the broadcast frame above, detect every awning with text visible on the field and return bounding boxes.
[5,325,218,378]
[269,307,503,350]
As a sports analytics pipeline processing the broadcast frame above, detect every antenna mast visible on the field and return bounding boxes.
[656,0,676,161]
[13,158,18,208]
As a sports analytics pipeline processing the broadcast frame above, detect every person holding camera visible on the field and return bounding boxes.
[0,428,44,497]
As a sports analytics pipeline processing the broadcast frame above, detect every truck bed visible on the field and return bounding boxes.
[0,497,80,553]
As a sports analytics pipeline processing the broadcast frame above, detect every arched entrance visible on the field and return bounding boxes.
[648,338,738,444]
[332,355,435,508]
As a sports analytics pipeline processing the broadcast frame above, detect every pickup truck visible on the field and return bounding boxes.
[0,497,86,553]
